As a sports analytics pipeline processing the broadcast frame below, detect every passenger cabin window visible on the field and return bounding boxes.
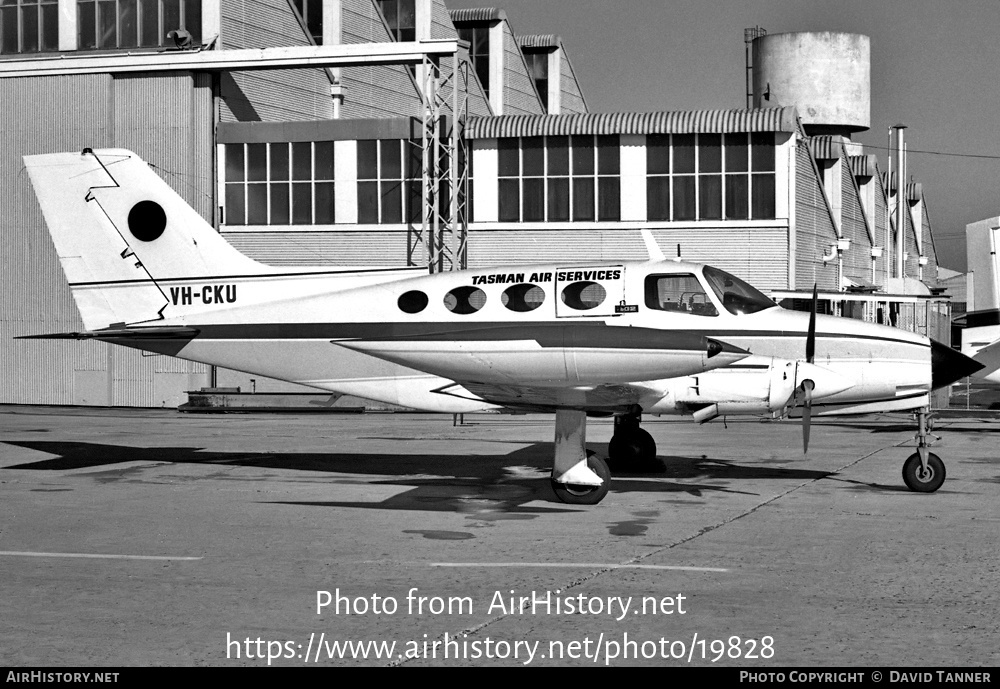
[502,284,545,312]
[560,281,606,311]
[702,266,776,316]
[444,286,486,315]
[398,290,428,314]
[644,274,718,316]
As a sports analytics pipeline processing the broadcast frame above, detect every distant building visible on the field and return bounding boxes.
[0,4,948,406]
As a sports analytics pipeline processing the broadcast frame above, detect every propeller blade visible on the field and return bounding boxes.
[801,379,814,454]
[806,283,818,364]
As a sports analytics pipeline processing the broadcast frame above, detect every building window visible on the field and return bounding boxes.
[357,139,421,225]
[0,0,58,54]
[456,23,490,97]
[498,135,620,223]
[291,0,321,44]
[377,0,414,42]
[646,132,775,221]
[524,51,548,111]
[78,0,202,50]
[224,142,335,226]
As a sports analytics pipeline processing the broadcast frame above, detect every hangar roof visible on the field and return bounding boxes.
[465,106,801,138]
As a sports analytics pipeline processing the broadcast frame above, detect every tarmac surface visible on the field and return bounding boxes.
[1,405,998,667]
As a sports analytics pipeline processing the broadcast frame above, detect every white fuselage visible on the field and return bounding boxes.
[126,260,933,416]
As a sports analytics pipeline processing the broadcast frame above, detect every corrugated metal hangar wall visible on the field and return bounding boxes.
[1,73,215,406]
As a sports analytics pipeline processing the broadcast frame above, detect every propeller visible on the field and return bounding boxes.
[801,284,818,453]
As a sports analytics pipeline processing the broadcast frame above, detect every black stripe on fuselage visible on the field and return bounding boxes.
[177,323,927,350]
[696,330,928,348]
[106,322,928,363]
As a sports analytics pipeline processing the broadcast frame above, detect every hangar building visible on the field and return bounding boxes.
[0,1,949,407]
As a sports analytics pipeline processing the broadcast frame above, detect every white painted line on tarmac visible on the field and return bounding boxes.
[430,562,727,572]
[0,550,202,561]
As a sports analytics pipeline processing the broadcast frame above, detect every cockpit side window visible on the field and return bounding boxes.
[644,274,718,316]
[702,266,776,315]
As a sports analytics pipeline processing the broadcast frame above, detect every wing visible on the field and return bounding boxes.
[332,323,748,388]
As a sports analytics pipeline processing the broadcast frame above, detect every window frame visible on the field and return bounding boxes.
[376,0,415,43]
[357,138,422,226]
[0,0,58,54]
[290,0,322,44]
[456,22,491,97]
[497,134,621,223]
[643,273,719,317]
[645,132,776,222]
[77,0,202,51]
[223,141,335,227]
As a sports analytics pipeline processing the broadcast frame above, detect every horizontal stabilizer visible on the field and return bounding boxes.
[16,326,200,341]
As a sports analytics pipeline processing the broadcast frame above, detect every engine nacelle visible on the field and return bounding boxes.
[644,356,855,422]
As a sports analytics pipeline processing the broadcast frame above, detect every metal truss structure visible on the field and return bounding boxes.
[417,51,471,273]
[1,40,470,274]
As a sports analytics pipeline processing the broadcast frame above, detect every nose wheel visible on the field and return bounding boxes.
[902,408,945,493]
[902,451,945,492]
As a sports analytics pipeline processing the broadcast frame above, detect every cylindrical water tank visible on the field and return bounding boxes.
[752,32,870,135]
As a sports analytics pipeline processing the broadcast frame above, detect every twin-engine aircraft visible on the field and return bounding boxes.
[21,149,981,504]
[958,223,1000,385]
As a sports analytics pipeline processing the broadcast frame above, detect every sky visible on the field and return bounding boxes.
[450,0,1000,271]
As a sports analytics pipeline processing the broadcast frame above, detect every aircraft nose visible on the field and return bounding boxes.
[931,340,984,389]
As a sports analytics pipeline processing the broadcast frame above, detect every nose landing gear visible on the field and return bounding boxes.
[902,408,945,493]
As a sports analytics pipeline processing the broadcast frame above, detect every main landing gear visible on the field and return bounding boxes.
[550,409,611,505]
[549,407,662,505]
[607,407,659,473]
[902,408,946,493]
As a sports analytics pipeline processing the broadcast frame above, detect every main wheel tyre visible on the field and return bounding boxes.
[607,429,658,472]
[902,452,946,493]
[551,452,611,505]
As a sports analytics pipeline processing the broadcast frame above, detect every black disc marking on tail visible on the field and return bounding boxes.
[128,201,167,242]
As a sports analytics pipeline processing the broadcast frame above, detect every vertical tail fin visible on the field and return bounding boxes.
[24,148,267,330]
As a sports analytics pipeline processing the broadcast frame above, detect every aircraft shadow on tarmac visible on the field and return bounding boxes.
[4,439,832,513]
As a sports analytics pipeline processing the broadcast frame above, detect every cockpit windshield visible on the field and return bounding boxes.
[702,266,777,316]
